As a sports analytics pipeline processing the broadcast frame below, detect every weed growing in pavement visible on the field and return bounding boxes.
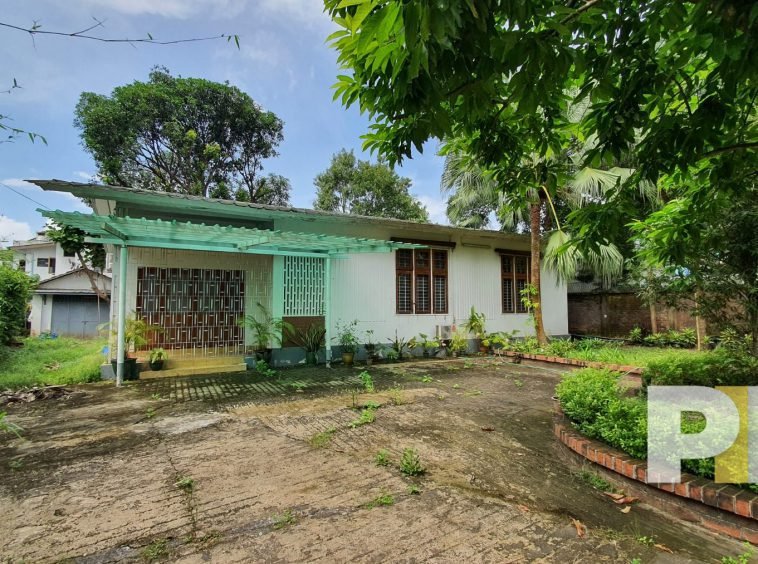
[150,393,162,400]
[363,491,394,509]
[399,448,425,476]
[574,469,614,492]
[387,386,406,406]
[309,427,337,448]
[407,484,421,495]
[350,407,376,428]
[0,412,22,438]
[636,536,655,547]
[8,458,23,471]
[146,407,156,419]
[420,375,434,383]
[375,449,391,466]
[140,538,169,562]
[513,379,524,388]
[272,509,296,530]
[721,543,755,564]
[174,475,195,494]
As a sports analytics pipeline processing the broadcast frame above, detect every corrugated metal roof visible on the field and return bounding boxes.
[30,179,528,243]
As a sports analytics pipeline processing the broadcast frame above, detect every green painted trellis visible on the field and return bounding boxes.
[284,256,325,317]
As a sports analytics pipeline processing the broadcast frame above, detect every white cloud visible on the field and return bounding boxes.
[74,171,96,181]
[418,195,449,226]
[256,0,332,29]
[0,216,35,245]
[82,0,247,19]
[1,177,90,212]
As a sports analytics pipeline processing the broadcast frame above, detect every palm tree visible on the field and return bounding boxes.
[441,147,638,344]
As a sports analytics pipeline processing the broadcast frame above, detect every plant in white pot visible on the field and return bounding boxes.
[335,320,359,366]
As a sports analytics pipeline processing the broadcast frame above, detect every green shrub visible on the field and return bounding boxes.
[0,265,35,346]
[544,339,575,357]
[627,326,645,344]
[642,350,758,389]
[642,329,697,349]
[556,369,622,436]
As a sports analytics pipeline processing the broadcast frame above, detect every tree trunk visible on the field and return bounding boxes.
[76,250,110,304]
[530,201,548,344]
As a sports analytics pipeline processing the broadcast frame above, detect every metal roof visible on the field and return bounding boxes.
[39,210,423,258]
[30,179,528,242]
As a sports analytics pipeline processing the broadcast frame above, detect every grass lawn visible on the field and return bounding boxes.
[560,345,698,367]
[0,337,106,391]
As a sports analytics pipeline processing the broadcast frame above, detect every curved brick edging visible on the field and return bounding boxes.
[498,350,644,375]
[554,417,758,543]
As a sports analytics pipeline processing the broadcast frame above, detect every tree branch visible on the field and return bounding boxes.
[0,20,239,46]
[701,142,758,159]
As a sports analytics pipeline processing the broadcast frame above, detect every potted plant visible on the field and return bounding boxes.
[464,307,487,352]
[335,320,360,366]
[110,315,163,380]
[417,333,441,358]
[148,348,167,371]
[288,324,326,365]
[238,302,293,364]
[449,330,469,357]
[389,331,410,360]
[364,329,378,366]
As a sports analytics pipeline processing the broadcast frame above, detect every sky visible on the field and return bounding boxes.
[0,0,448,245]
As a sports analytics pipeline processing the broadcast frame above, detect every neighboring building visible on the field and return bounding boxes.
[11,233,112,337]
[31,180,568,375]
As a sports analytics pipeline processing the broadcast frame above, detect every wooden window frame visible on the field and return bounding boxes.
[499,253,530,314]
[395,248,449,315]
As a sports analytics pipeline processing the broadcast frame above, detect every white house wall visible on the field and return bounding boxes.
[29,294,53,335]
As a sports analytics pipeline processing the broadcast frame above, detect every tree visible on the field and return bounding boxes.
[46,223,109,303]
[314,149,429,221]
[75,67,289,204]
[0,259,35,346]
[632,179,758,355]
[325,0,756,292]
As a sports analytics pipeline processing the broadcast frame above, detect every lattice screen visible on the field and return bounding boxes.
[283,256,325,316]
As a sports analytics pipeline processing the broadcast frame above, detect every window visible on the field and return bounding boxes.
[48,258,56,274]
[63,249,76,257]
[396,249,448,314]
[500,253,530,313]
[36,258,49,267]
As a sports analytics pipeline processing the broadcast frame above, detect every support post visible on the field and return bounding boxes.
[116,244,128,386]
[324,255,332,368]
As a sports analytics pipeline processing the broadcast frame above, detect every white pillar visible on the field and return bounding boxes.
[115,244,128,386]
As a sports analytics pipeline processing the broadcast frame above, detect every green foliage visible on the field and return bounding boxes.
[417,333,440,356]
[721,543,755,564]
[717,328,753,357]
[0,337,105,390]
[399,447,425,476]
[174,475,195,494]
[448,330,468,356]
[642,350,758,389]
[641,329,696,349]
[0,262,35,346]
[463,306,486,339]
[75,66,288,204]
[335,319,360,354]
[148,348,167,363]
[140,538,169,562]
[363,491,395,509]
[240,302,292,351]
[627,327,645,345]
[543,339,575,358]
[46,223,106,270]
[309,427,337,448]
[0,412,23,438]
[350,406,377,428]
[407,484,421,495]
[359,371,374,393]
[272,509,296,530]
[574,469,614,493]
[374,449,391,466]
[314,149,428,222]
[388,331,411,359]
[255,359,277,378]
[287,323,325,354]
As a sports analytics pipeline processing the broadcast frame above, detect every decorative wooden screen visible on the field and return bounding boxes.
[136,267,245,352]
[283,256,325,316]
[500,254,530,313]
[396,248,448,314]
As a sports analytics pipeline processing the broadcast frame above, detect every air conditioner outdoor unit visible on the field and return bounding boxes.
[436,325,453,340]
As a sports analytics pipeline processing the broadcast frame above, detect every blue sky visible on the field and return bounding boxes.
[0,0,447,244]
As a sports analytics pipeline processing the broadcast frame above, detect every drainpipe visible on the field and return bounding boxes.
[115,244,128,386]
[324,255,332,368]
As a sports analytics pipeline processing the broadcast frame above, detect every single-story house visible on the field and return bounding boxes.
[30,268,111,337]
[31,180,568,383]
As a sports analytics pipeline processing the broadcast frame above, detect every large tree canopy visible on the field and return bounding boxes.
[314,149,429,222]
[75,67,288,203]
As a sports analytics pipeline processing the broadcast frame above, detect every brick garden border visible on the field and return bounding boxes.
[498,350,644,375]
[554,413,758,543]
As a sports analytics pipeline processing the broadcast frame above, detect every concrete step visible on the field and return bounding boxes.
[141,355,247,370]
[139,362,249,379]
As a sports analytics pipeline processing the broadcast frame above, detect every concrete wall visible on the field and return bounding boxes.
[16,243,79,281]
[29,294,52,335]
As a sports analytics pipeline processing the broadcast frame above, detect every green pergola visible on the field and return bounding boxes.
[40,210,422,385]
